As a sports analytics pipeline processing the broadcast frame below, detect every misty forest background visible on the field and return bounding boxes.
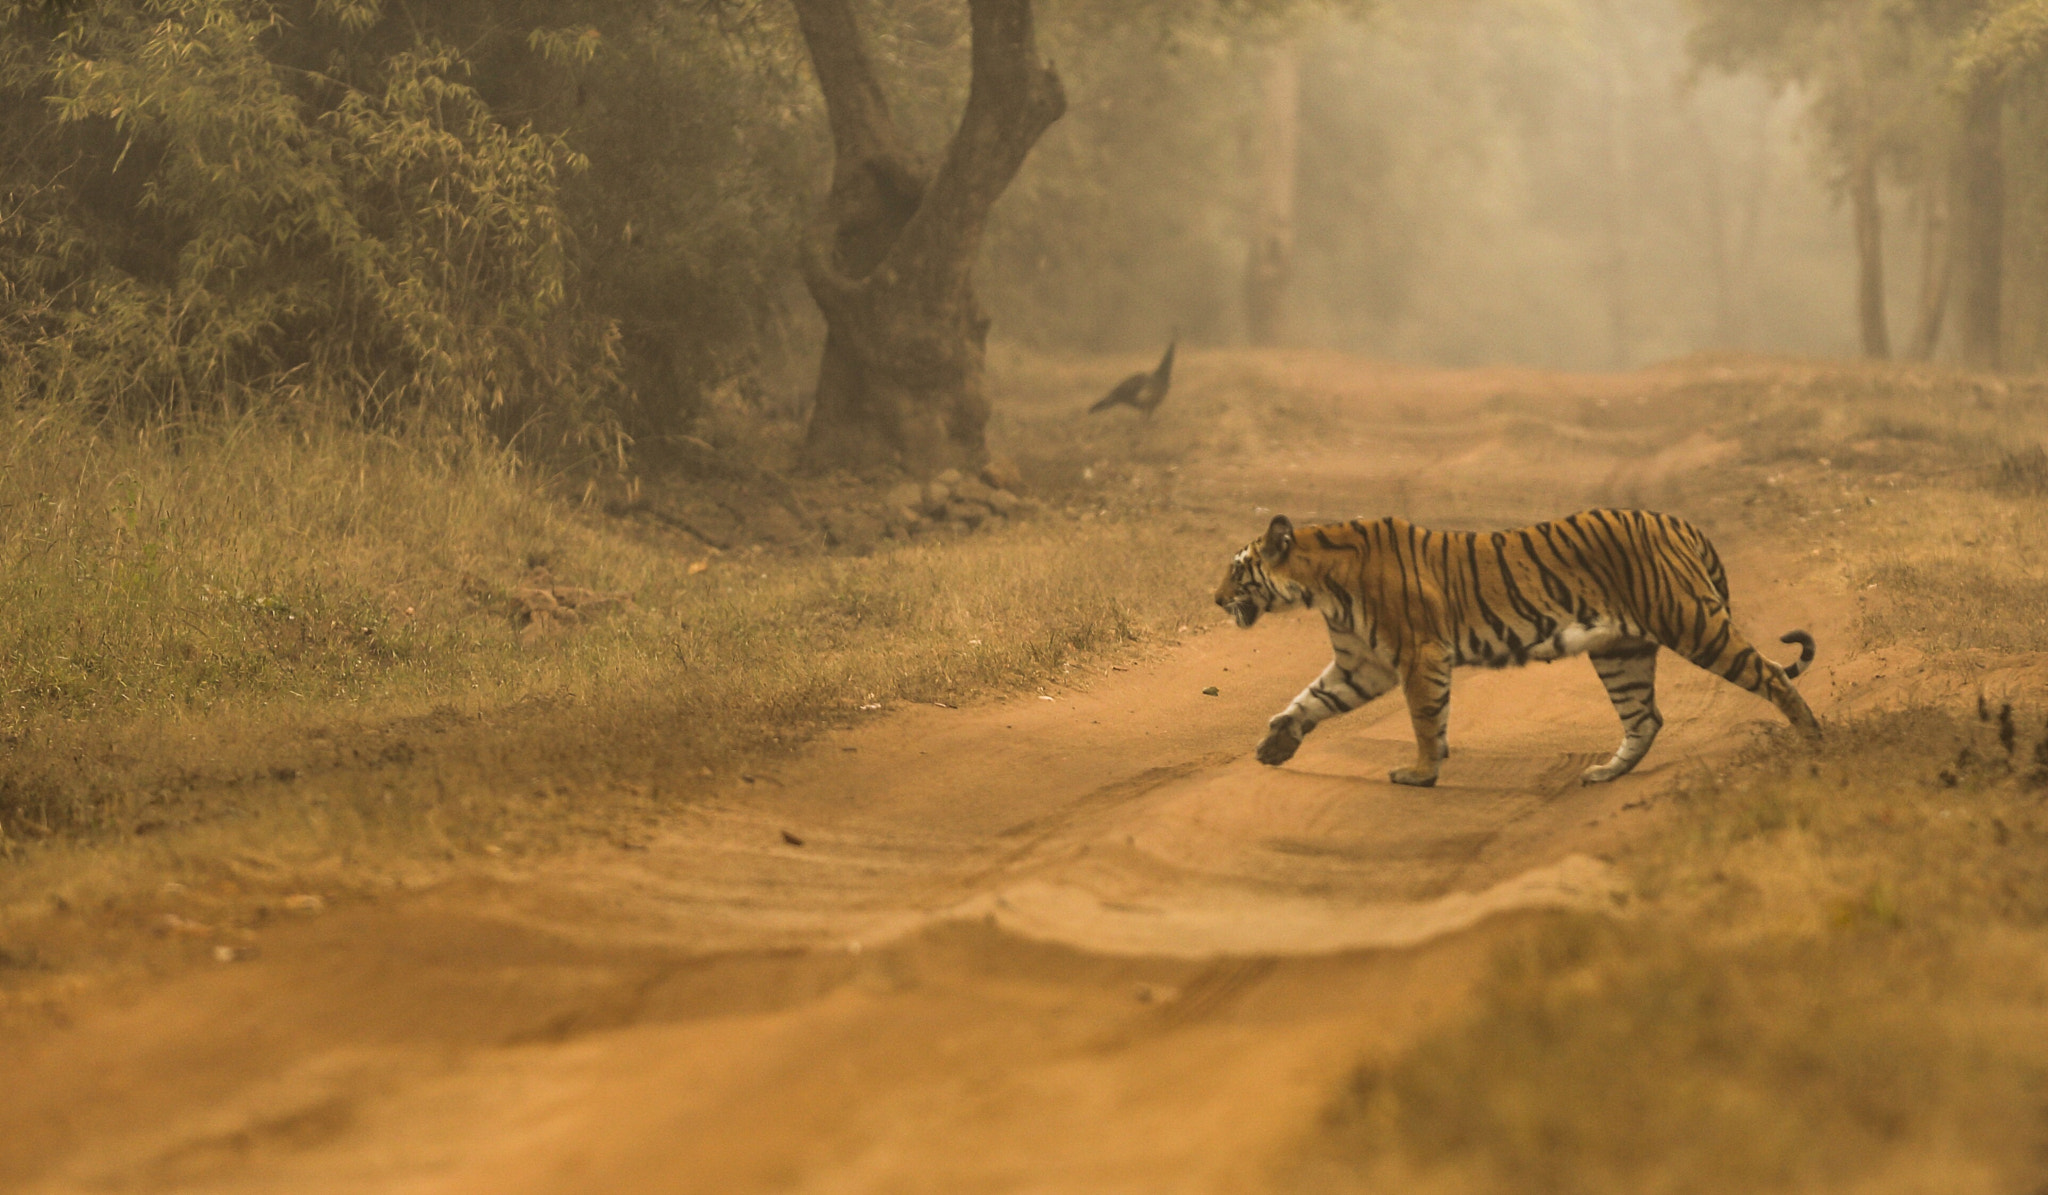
[4,0,2048,470]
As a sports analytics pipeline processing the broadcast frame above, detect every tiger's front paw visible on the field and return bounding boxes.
[1256,721,1305,766]
[1388,766,1439,788]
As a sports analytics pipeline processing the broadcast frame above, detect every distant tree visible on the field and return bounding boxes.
[1948,0,2048,367]
[789,0,1064,474]
[1953,69,2005,367]
[1245,38,1299,346]
[1689,0,2048,369]
[1905,131,1955,362]
[1956,0,2048,75]
[1689,0,1925,360]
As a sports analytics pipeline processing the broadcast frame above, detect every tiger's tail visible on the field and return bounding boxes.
[1778,630,1817,679]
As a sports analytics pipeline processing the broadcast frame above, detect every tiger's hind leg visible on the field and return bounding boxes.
[1672,613,1820,735]
[1583,640,1663,784]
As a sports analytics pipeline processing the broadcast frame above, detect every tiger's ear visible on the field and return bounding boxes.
[1262,515,1294,563]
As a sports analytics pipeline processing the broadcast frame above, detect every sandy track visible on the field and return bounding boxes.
[0,364,1846,1193]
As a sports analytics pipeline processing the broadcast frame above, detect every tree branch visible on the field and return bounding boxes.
[788,0,928,279]
[788,0,906,173]
[891,0,1065,297]
[790,0,1064,472]
[798,208,863,319]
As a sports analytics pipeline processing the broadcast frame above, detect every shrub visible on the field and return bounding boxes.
[0,0,621,452]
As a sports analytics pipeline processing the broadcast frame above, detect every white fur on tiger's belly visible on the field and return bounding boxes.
[1523,620,1629,662]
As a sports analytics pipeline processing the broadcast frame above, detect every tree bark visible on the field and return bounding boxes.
[1725,94,1775,348]
[1848,137,1890,359]
[1590,0,1645,367]
[1686,107,1735,346]
[792,0,1065,474]
[1244,41,1298,347]
[1907,162,1952,362]
[1958,77,2003,370]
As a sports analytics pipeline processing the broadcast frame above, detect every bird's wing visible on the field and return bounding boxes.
[1088,372,1148,413]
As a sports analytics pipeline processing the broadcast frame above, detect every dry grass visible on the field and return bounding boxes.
[1556,360,2048,658]
[1305,361,2048,1194]
[0,405,1219,886]
[17,352,2048,1187]
[1314,709,2048,1195]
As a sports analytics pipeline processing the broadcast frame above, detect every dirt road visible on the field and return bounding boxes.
[0,360,1847,1193]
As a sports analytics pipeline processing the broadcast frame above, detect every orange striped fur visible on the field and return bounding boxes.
[1214,509,1818,786]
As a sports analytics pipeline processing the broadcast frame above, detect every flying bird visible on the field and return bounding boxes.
[1087,334,1176,416]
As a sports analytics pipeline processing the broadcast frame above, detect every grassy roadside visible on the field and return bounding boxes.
[1314,710,2048,1194]
[0,341,1319,858]
[1305,365,2048,1193]
[0,398,1229,957]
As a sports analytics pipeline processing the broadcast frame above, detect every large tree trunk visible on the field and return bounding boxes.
[1686,107,1735,346]
[792,0,1064,474]
[1244,40,1298,347]
[1907,161,1953,362]
[1719,93,1776,348]
[1848,138,1890,359]
[1589,0,1646,367]
[1958,78,2004,370]
[1593,12,1636,368]
[1836,6,1889,361]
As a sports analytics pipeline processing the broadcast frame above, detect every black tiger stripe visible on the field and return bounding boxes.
[1216,507,1822,786]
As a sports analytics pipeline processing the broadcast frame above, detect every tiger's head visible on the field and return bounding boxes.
[1214,515,1309,629]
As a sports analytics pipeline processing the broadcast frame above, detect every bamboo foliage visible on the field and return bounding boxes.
[0,0,620,450]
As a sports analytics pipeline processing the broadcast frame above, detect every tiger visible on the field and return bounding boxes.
[1212,508,1819,786]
